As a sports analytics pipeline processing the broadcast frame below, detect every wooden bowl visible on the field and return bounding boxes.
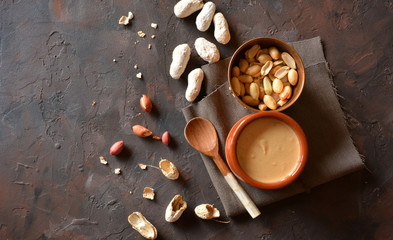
[227,37,305,112]
[225,111,308,189]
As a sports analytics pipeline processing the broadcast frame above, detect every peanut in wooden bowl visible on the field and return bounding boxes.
[225,111,308,189]
[228,37,305,112]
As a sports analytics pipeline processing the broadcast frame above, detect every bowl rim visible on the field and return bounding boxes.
[227,37,306,112]
[225,111,308,189]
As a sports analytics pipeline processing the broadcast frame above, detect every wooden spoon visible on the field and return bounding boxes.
[184,117,261,219]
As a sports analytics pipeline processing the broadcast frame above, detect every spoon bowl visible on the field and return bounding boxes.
[184,117,218,157]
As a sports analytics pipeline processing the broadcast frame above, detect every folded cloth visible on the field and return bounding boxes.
[182,37,364,217]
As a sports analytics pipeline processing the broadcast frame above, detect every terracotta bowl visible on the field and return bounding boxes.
[228,37,305,112]
[225,111,308,189]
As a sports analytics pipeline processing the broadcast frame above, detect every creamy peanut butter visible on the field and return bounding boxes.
[236,117,300,183]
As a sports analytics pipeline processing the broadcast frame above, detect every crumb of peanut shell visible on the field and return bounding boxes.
[138,163,147,170]
[137,31,146,38]
[92,100,96,106]
[151,35,156,39]
[119,11,134,25]
[148,44,152,49]
[143,187,155,200]
[127,11,134,20]
[134,64,138,69]
[137,163,160,170]
[114,168,121,175]
[151,23,158,29]
[119,16,129,25]
[152,136,161,140]
[99,156,107,165]
[136,72,142,79]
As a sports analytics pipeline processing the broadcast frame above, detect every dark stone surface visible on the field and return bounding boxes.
[0,0,392,239]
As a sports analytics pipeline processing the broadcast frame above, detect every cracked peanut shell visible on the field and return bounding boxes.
[159,159,179,180]
[165,195,187,222]
[143,187,155,200]
[128,212,157,239]
[194,204,220,220]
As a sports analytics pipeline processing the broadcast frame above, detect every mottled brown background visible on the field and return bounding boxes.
[0,0,392,239]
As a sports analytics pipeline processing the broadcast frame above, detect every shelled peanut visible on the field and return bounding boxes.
[230,45,299,110]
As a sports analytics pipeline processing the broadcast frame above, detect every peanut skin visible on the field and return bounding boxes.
[162,131,171,146]
[110,141,124,155]
[132,125,153,137]
[140,94,153,112]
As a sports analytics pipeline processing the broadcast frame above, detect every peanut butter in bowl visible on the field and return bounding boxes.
[236,117,300,183]
[225,111,308,189]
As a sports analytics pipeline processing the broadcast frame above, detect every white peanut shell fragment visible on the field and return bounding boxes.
[165,195,187,222]
[194,204,220,220]
[169,44,191,79]
[159,159,180,180]
[185,68,204,102]
[138,163,147,170]
[128,12,134,20]
[151,23,158,29]
[99,156,107,165]
[174,0,204,18]
[143,187,155,200]
[119,12,133,25]
[213,12,231,45]
[128,212,158,240]
[196,2,216,32]
[119,16,129,25]
[194,37,220,63]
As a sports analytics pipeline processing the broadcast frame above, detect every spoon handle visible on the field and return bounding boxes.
[225,173,261,219]
[212,154,261,219]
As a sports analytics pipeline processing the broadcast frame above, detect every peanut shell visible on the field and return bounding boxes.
[159,159,179,180]
[165,195,187,222]
[194,204,220,220]
[128,212,158,239]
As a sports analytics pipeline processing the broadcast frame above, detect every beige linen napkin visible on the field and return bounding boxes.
[182,37,364,217]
